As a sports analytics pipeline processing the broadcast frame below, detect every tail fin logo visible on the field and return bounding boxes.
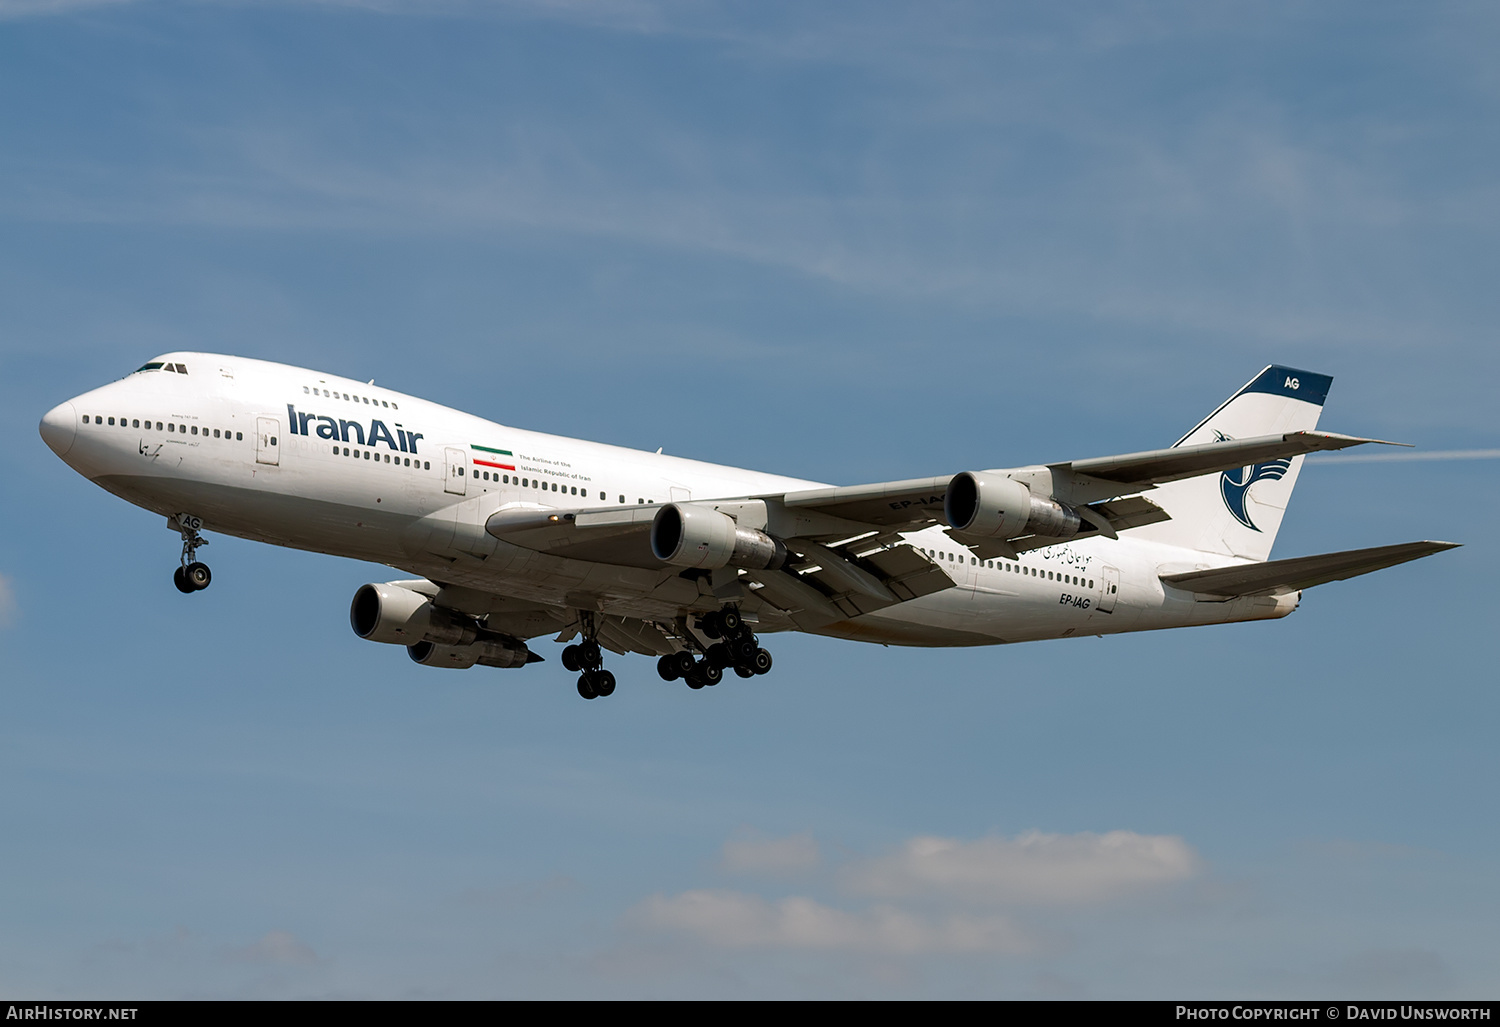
[1213,430,1292,532]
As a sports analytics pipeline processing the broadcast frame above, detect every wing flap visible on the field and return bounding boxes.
[594,615,678,658]
[1160,541,1459,598]
[748,541,955,628]
[1091,495,1172,532]
[858,544,954,602]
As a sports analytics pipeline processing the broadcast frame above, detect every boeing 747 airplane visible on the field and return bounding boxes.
[39,357,1456,699]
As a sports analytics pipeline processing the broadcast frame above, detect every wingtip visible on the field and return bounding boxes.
[1299,431,1414,448]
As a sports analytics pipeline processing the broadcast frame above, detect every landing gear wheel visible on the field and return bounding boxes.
[184,562,211,591]
[685,671,706,690]
[719,608,742,635]
[706,642,733,669]
[670,651,696,678]
[577,674,598,700]
[733,664,756,679]
[593,670,616,697]
[578,640,602,669]
[700,611,723,639]
[701,663,722,686]
[752,648,773,675]
[172,515,211,593]
[562,645,583,672]
[657,655,680,681]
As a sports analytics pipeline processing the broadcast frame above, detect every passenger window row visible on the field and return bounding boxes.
[921,547,1093,589]
[471,469,610,500]
[82,414,242,440]
[464,469,666,508]
[334,445,428,469]
[304,385,398,411]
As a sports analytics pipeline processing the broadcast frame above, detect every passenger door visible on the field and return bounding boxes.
[255,417,280,466]
[1098,564,1120,613]
[444,447,467,495]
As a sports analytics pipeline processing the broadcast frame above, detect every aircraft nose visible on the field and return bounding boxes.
[39,401,78,457]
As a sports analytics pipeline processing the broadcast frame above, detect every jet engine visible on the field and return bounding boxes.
[349,582,478,646]
[650,503,790,570]
[408,638,535,670]
[944,472,1085,540]
[352,582,539,670]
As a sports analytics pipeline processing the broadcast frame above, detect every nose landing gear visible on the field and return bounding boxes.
[172,514,212,594]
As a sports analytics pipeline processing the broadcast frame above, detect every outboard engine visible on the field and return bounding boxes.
[350,582,478,646]
[408,638,535,670]
[944,472,1086,540]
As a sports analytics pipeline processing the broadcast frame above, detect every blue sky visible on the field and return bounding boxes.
[1,0,1496,999]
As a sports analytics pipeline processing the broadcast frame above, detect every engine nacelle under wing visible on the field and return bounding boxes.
[650,503,790,570]
[349,582,478,647]
[408,638,535,670]
[944,472,1084,540]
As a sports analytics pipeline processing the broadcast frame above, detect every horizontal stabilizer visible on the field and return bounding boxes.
[1160,541,1459,598]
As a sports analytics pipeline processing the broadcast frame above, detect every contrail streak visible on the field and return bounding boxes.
[1309,448,1500,464]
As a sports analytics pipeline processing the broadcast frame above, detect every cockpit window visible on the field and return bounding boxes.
[134,362,165,373]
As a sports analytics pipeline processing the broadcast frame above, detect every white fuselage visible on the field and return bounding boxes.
[41,353,1297,651]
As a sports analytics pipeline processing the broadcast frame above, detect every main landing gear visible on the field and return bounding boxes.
[561,613,616,700]
[656,607,773,691]
[172,515,212,594]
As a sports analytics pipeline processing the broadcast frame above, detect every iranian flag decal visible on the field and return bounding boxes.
[471,444,515,471]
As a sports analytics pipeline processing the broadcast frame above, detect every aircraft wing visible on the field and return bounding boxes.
[480,431,1407,602]
[772,432,1400,530]
[779,475,953,529]
[1053,431,1401,489]
[485,431,1397,558]
[485,503,956,628]
[1159,540,1459,598]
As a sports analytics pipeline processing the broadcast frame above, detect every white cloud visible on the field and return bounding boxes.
[632,889,1036,955]
[840,830,1201,906]
[0,574,15,628]
[223,930,322,966]
[719,830,820,877]
[0,0,131,19]
[629,828,1199,956]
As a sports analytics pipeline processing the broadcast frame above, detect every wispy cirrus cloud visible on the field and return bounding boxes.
[719,829,820,877]
[633,828,1201,956]
[632,889,1039,955]
[0,0,128,17]
[840,830,1202,907]
[1309,448,1500,464]
[223,930,323,966]
[0,573,16,628]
